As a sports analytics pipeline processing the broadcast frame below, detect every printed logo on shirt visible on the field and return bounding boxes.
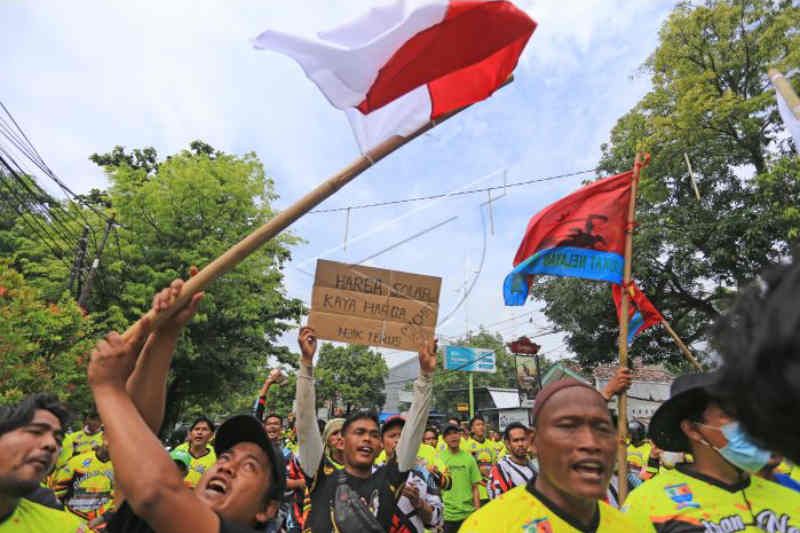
[82,458,92,468]
[700,514,746,532]
[754,510,800,533]
[664,482,700,509]
[522,517,553,533]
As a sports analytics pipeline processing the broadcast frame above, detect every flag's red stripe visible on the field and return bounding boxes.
[356,1,536,115]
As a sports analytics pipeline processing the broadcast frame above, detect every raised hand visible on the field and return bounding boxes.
[602,366,633,400]
[88,317,151,391]
[151,272,204,336]
[418,338,438,376]
[298,326,317,366]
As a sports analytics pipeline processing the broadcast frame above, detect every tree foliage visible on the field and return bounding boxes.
[0,260,97,410]
[315,343,389,414]
[536,0,800,368]
[2,142,305,431]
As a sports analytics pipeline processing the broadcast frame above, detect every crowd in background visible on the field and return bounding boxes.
[3,256,800,532]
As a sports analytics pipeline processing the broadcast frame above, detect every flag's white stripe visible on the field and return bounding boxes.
[253,0,448,109]
[345,85,432,152]
[776,90,800,154]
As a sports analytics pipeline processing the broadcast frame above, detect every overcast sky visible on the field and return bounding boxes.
[2,0,675,367]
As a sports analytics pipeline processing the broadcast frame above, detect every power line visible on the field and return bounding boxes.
[0,151,81,244]
[0,102,116,227]
[309,168,597,214]
[0,181,74,269]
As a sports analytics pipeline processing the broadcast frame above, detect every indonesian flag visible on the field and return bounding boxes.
[253,1,536,152]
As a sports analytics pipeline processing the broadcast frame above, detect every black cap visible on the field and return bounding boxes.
[648,372,719,452]
[214,415,285,499]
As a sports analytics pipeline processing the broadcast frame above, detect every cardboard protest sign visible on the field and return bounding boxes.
[308,259,441,351]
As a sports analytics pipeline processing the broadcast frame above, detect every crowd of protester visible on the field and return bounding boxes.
[3,256,800,532]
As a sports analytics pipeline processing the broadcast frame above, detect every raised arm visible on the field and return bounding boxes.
[125,278,203,433]
[89,315,219,533]
[295,326,324,475]
[252,369,282,422]
[396,338,436,472]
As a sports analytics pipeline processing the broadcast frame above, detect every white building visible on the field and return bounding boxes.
[593,358,674,425]
[383,356,419,414]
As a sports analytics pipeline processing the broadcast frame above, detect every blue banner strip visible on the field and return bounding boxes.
[627,311,644,345]
[503,247,624,306]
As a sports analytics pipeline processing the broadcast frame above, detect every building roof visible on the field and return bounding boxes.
[592,357,674,383]
[541,361,591,385]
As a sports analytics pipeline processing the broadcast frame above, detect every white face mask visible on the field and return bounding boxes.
[659,451,684,468]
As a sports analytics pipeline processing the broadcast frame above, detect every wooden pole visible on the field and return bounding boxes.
[616,152,648,505]
[660,319,703,371]
[769,68,800,120]
[122,78,514,340]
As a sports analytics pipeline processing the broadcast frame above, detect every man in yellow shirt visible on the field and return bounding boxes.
[51,436,115,522]
[623,372,800,531]
[0,393,87,532]
[174,416,217,488]
[52,410,104,477]
[461,379,635,532]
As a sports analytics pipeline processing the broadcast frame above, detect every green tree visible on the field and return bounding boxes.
[1,142,305,432]
[315,343,389,413]
[0,260,97,411]
[536,0,800,368]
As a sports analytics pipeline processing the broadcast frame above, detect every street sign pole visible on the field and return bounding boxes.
[468,373,475,418]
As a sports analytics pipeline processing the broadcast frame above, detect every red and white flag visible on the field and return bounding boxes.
[254,0,536,152]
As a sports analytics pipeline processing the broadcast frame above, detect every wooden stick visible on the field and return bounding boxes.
[122,77,514,340]
[660,318,703,371]
[769,68,800,120]
[616,152,648,505]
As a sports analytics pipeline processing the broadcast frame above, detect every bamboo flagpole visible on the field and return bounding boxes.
[616,152,649,505]
[660,319,703,371]
[769,68,800,120]
[121,78,514,341]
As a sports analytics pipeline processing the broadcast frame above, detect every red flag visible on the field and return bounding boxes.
[504,170,634,305]
[254,1,536,152]
[612,283,664,345]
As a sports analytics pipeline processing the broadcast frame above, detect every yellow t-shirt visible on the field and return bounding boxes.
[180,445,217,488]
[626,441,652,469]
[374,444,445,472]
[460,483,635,532]
[0,498,88,533]
[491,439,506,458]
[51,451,115,521]
[623,464,800,532]
[465,437,497,501]
[52,429,104,479]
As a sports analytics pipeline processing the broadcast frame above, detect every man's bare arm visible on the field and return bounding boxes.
[125,279,203,433]
[90,321,219,533]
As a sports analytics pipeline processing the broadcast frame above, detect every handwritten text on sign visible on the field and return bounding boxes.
[308,260,441,351]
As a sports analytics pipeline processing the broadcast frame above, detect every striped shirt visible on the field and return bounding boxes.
[487,455,536,499]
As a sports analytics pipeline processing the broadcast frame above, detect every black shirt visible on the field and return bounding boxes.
[108,502,259,533]
[304,457,407,533]
[24,485,64,510]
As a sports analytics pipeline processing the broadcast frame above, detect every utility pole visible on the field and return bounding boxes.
[69,226,89,299]
[78,215,114,310]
